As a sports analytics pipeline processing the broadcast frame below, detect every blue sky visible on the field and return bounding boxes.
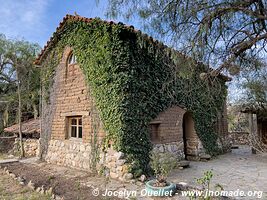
[0,0,244,102]
[0,0,138,47]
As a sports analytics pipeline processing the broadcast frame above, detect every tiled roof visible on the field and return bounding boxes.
[4,118,40,135]
[34,14,231,81]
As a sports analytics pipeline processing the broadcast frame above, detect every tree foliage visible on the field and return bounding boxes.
[106,0,267,105]
[0,33,40,129]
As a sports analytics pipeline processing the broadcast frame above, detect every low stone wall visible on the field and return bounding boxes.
[12,138,39,157]
[45,140,91,169]
[228,132,250,145]
[99,147,133,181]
[45,139,132,181]
[152,141,185,160]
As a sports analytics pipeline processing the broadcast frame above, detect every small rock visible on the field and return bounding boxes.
[19,181,25,185]
[116,159,126,166]
[123,173,133,180]
[46,187,53,195]
[17,177,25,183]
[129,179,136,184]
[110,172,119,179]
[40,186,45,194]
[27,180,35,190]
[178,167,183,170]
[139,174,146,182]
[136,181,143,186]
[176,182,188,191]
[200,154,211,160]
[9,173,16,178]
[177,160,190,168]
[55,195,62,200]
[158,146,164,153]
[114,152,125,159]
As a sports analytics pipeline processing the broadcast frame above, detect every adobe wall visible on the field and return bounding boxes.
[41,47,131,181]
[150,106,204,160]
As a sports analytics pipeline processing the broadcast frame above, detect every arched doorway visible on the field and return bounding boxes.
[183,112,196,160]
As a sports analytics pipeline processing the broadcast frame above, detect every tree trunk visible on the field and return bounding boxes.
[17,71,25,158]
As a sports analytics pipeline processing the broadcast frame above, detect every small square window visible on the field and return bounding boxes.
[68,117,82,139]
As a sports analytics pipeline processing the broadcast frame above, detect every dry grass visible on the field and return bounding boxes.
[0,169,52,200]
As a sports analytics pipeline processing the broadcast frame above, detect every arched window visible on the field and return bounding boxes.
[68,53,77,65]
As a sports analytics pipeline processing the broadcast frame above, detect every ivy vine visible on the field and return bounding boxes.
[40,18,227,174]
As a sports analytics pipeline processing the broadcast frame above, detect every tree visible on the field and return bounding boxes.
[0,34,40,157]
[106,0,267,77]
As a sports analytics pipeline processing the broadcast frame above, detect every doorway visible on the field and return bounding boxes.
[182,112,195,160]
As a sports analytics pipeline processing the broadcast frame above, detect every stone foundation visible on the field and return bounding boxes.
[99,147,133,181]
[152,142,185,160]
[45,140,91,169]
[11,138,39,157]
[45,139,132,181]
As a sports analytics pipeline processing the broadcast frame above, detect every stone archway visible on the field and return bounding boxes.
[182,112,200,160]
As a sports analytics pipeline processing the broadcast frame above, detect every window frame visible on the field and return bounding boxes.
[67,53,77,65]
[68,116,83,140]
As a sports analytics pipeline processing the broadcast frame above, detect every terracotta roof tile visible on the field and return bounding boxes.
[4,118,40,135]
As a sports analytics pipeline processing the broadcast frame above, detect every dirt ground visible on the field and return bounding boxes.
[0,161,118,200]
[0,169,52,200]
[0,146,266,200]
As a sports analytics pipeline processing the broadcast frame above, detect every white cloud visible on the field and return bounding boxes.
[0,0,49,43]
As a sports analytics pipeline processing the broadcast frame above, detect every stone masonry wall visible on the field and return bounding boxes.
[45,139,132,181]
[11,138,39,157]
[45,139,91,169]
[228,132,250,145]
[152,141,185,160]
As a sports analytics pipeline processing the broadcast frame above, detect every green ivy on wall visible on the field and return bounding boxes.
[40,18,227,174]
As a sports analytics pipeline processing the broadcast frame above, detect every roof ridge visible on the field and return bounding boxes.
[34,14,231,81]
[34,14,186,65]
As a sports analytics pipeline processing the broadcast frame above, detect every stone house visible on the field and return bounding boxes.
[34,15,230,180]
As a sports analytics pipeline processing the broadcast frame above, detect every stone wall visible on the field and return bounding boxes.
[45,139,132,181]
[12,138,39,157]
[228,132,250,145]
[152,141,185,160]
[45,139,91,169]
[99,147,133,182]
